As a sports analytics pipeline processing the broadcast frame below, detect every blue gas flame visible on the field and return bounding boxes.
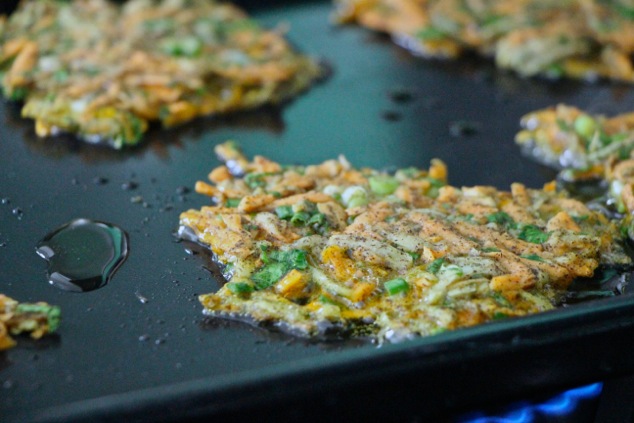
[457,382,602,422]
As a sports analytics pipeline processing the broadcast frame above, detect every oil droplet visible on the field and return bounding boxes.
[135,291,149,304]
[121,181,138,191]
[36,219,129,292]
[449,120,480,137]
[12,207,23,219]
[176,186,190,195]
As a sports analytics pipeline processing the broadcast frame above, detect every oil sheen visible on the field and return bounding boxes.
[36,219,129,292]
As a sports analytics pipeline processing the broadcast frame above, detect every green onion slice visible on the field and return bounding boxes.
[384,278,410,295]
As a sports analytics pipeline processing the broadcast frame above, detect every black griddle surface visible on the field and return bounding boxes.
[2,1,634,421]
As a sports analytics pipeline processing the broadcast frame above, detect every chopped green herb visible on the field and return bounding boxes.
[318,294,338,305]
[243,223,259,232]
[492,312,509,320]
[545,63,565,79]
[225,198,241,208]
[424,177,445,188]
[15,303,54,314]
[252,248,308,289]
[618,146,632,160]
[244,172,267,189]
[396,167,419,179]
[572,215,589,223]
[486,211,515,227]
[599,130,613,146]
[275,205,293,219]
[614,3,634,20]
[521,253,545,262]
[259,245,272,264]
[369,175,400,195]
[427,258,445,274]
[16,303,61,332]
[573,115,597,140]
[280,249,308,270]
[7,86,28,102]
[518,225,550,244]
[308,213,326,226]
[226,281,254,295]
[442,264,464,278]
[416,26,446,40]
[347,195,368,208]
[482,247,500,253]
[160,36,203,57]
[556,118,572,131]
[290,211,310,226]
[342,186,369,208]
[407,251,421,261]
[281,164,306,175]
[424,178,444,198]
[124,114,145,146]
[620,222,630,238]
[384,278,409,295]
[275,204,326,233]
[491,292,511,307]
[260,245,308,268]
[430,327,448,335]
[251,262,287,290]
[47,306,61,332]
[612,133,629,143]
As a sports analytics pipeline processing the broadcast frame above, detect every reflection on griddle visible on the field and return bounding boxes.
[197,316,368,350]
[2,103,285,163]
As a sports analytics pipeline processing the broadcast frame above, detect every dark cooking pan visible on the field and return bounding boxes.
[2,1,634,421]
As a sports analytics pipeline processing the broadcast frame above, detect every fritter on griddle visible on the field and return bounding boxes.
[179,143,631,342]
[0,0,320,147]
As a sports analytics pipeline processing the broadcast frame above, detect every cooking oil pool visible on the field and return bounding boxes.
[36,219,129,292]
